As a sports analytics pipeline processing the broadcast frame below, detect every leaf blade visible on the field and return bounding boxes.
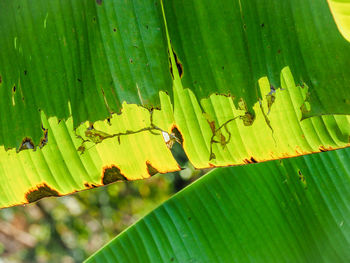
[86,148,350,262]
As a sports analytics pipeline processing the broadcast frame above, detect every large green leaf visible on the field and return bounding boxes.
[0,0,350,208]
[0,0,172,148]
[164,0,350,117]
[86,147,350,262]
[1,0,349,149]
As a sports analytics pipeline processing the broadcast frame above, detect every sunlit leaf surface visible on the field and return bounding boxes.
[86,147,350,262]
[0,0,349,207]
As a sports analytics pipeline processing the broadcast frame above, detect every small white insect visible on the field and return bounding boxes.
[162,131,180,149]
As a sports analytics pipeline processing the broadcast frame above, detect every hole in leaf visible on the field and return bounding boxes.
[18,137,34,152]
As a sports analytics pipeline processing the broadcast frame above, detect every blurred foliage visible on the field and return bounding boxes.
[0,145,206,263]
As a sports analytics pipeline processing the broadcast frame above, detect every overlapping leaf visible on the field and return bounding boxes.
[86,147,350,262]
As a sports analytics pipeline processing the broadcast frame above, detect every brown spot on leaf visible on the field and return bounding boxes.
[25,183,60,203]
[319,146,329,152]
[84,182,98,188]
[243,158,257,164]
[77,145,86,155]
[250,157,258,163]
[208,120,216,134]
[220,134,226,147]
[102,165,127,185]
[300,91,311,116]
[0,75,2,83]
[96,0,102,5]
[240,112,255,126]
[146,161,159,176]
[85,127,112,144]
[298,169,307,188]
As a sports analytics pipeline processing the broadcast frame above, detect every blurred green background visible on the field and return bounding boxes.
[0,146,206,263]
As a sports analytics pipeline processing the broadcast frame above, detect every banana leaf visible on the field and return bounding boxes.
[86,147,350,262]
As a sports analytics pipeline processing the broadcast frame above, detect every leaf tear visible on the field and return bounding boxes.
[146,161,159,176]
[18,137,35,152]
[25,183,60,203]
[102,165,127,185]
[169,48,183,79]
[297,170,307,188]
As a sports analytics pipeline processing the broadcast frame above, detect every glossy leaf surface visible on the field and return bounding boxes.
[0,0,349,207]
[86,147,350,262]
